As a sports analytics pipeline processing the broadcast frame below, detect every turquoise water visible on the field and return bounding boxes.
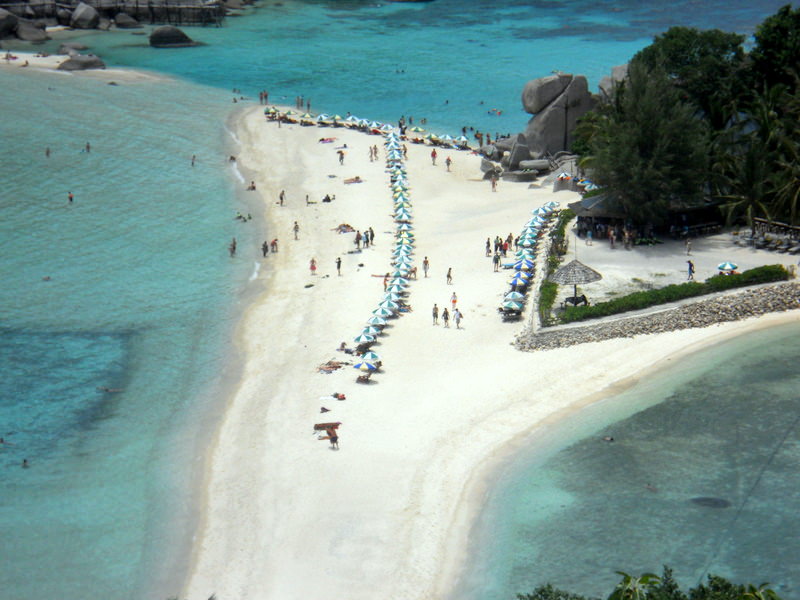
[0,70,256,599]
[0,1,792,598]
[461,323,800,599]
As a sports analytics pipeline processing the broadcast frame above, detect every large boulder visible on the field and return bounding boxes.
[598,63,628,99]
[56,8,72,26]
[0,8,18,38]
[507,139,531,170]
[149,25,195,48]
[114,12,141,29]
[15,19,49,42]
[522,74,595,158]
[58,41,89,55]
[57,54,106,71]
[70,2,99,29]
[519,159,552,171]
[522,73,572,114]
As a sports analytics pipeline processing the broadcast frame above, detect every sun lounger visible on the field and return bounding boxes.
[356,372,372,384]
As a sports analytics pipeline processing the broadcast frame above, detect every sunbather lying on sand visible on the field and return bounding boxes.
[318,137,336,143]
[334,223,355,233]
[344,176,363,184]
[318,360,348,373]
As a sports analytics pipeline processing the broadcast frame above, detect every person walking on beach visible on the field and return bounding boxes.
[229,237,237,257]
[293,221,299,240]
[442,307,450,328]
[685,238,692,255]
[261,240,269,257]
[485,238,491,256]
[431,148,437,166]
[423,256,430,277]
[383,272,389,291]
[450,292,458,311]
[432,303,439,325]
[687,260,695,280]
[491,174,498,192]
[369,227,375,245]
[337,149,345,165]
[446,267,452,285]
[493,252,501,272]
[453,308,463,329]
[310,257,317,275]
[445,156,452,172]
[355,230,362,250]
[279,190,286,206]
[336,257,342,276]
[271,238,278,252]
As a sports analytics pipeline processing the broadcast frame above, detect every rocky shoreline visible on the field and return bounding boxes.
[515,282,800,351]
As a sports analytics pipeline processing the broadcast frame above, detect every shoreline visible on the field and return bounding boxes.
[182,104,800,599]
[436,310,800,598]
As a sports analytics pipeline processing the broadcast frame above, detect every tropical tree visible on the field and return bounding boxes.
[607,571,662,600]
[633,27,746,130]
[749,4,800,95]
[580,61,709,227]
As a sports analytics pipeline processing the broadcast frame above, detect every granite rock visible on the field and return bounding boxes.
[14,19,49,42]
[0,8,18,38]
[57,54,106,71]
[114,12,141,28]
[70,2,99,29]
[521,74,572,114]
[149,25,195,47]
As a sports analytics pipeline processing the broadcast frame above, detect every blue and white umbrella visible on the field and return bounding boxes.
[505,291,526,301]
[315,113,331,122]
[379,299,399,309]
[354,361,378,372]
[354,333,375,343]
[362,325,382,336]
[366,316,387,326]
[397,222,414,231]
[373,307,395,317]
[717,261,738,271]
[502,300,524,310]
[380,123,395,132]
[514,259,535,270]
[360,351,381,361]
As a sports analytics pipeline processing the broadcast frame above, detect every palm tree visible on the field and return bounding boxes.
[743,583,782,600]
[607,571,662,600]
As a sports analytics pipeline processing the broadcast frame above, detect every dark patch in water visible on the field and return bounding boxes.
[691,496,731,508]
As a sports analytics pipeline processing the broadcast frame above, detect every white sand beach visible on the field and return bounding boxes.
[182,106,799,599]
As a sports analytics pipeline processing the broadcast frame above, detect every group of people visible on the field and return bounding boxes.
[261,239,278,256]
[431,294,464,329]
[354,227,375,250]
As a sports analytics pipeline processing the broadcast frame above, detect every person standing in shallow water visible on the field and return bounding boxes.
[446,267,452,285]
[261,241,268,257]
[229,238,237,257]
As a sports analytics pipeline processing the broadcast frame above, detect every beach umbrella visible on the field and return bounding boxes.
[410,126,425,132]
[354,333,375,343]
[360,351,381,362]
[379,299,399,309]
[265,106,278,114]
[510,275,529,287]
[503,300,524,310]
[366,316,387,326]
[519,239,536,248]
[391,277,410,285]
[397,223,414,231]
[717,261,738,272]
[283,109,296,116]
[373,307,394,317]
[392,245,412,255]
[584,182,599,191]
[546,201,559,209]
[391,270,409,280]
[316,113,330,122]
[300,112,314,119]
[344,115,360,123]
[386,285,406,295]
[556,172,571,180]
[331,114,343,121]
[369,121,381,129]
[362,326,382,336]
[549,259,602,299]
[515,249,535,258]
[424,133,439,141]
[514,259,535,270]
[358,119,371,128]
[394,211,413,222]
[380,123,395,132]
[532,207,549,216]
[505,291,526,301]
[455,135,469,143]
[394,259,413,268]
[354,361,378,372]
[440,134,454,143]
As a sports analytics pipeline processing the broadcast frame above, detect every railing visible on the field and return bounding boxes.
[0,0,225,26]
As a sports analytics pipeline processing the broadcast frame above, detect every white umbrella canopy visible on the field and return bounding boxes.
[362,325,382,335]
[379,299,399,309]
[397,222,414,231]
[354,361,378,372]
[360,351,381,361]
[380,124,395,132]
[383,292,402,301]
[386,284,407,293]
[392,246,412,256]
[391,269,409,278]
[366,316,387,326]
[394,257,413,266]
[373,307,395,317]
[391,277,410,285]
[502,300,524,310]
[316,113,331,122]
[505,291,526,301]
[354,333,375,343]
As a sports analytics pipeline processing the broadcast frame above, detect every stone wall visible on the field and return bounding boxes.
[515,283,800,351]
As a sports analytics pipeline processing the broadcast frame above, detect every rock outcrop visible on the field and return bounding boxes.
[57,54,106,71]
[114,12,141,28]
[149,25,195,47]
[70,2,99,29]
[14,19,48,42]
[58,41,89,55]
[521,73,595,158]
[0,8,18,38]
[598,64,628,99]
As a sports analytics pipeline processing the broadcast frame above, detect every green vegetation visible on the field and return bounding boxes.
[518,567,783,600]
[573,5,800,231]
[538,209,575,324]
[559,265,788,323]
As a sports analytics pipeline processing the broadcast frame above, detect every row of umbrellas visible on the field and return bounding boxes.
[500,202,560,313]
[264,106,472,148]
[351,130,416,375]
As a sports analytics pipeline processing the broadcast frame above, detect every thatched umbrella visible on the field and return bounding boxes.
[549,259,602,299]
